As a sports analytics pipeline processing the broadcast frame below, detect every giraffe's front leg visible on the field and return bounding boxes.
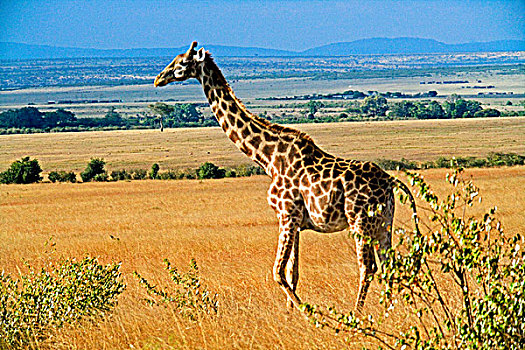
[273,214,303,311]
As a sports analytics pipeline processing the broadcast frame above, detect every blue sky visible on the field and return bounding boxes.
[1,0,523,51]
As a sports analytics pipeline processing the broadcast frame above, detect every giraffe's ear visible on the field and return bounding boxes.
[195,47,206,62]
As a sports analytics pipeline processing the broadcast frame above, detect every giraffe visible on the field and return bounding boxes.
[154,42,419,312]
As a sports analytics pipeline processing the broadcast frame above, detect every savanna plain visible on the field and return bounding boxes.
[1,52,525,348]
[1,117,524,349]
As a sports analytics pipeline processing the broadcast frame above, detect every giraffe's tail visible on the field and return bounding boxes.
[392,177,420,235]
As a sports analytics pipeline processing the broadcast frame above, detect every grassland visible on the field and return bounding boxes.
[1,165,524,349]
[1,115,524,348]
[1,117,524,173]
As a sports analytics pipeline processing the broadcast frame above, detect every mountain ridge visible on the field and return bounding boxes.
[1,38,524,59]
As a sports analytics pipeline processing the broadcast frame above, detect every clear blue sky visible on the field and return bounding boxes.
[1,0,523,51]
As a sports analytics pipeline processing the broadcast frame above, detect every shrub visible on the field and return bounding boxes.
[224,169,237,178]
[134,259,218,321]
[474,108,501,118]
[149,163,160,179]
[196,162,225,180]
[0,156,42,184]
[159,169,179,180]
[48,170,77,183]
[132,169,147,180]
[182,170,196,180]
[110,169,131,181]
[374,158,419,170]
[48,171,60,183]
[302,168,525,349]
[81,158,106,182]
[0,257,125,348]
[93,172,109,182]
[234,164,266,177]
[422,153,524,169]
[486,152,525,167]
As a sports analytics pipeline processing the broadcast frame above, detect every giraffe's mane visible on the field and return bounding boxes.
[204,52,315,144]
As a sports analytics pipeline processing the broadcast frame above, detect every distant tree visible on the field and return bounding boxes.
[414,102,433,119]
[390,101,417,119]
[196,162,225,180]
[149,102,174,118]
[43,109,77,127]
[149,163,160,179]
[101,107,125,126]
[81,158,106,182]
[426,100,445,119]
[175,104,201,123]
[361,95,388,117]
[474,108,501,118]
[304,101,324,119]
[0,107,44,128]
[444,98,481,118]
[0,157,42,184]
[149,102,203,127]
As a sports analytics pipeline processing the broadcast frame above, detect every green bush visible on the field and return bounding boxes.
[0,156,42,184]
[149,163,160,179]
[196,162,225,180]
[374,158,419,170]
[93,173,109,182]
[224,169,237,178]
[422,153,524,169]
[0,257,125,348]
[132,169,147,180]
[159,169,179,180]
[474,108,501,118]
[302,168,525,349]
[48,170,77,183]
[110,169,131,181]
[134,259,218,321]
[234,164,266,177]
[486,152,525,167]
[81,158,106,182]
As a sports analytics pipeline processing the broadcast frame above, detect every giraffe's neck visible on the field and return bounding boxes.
[197,57,281,174]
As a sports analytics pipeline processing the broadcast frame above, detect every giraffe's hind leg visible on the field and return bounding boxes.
[376,191,394,268]
[285,229,300,310]
[354,233,378,312]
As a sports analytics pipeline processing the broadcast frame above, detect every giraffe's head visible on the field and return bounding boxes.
[154,41,206,87]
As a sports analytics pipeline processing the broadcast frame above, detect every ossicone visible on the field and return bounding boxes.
[188,41,198,53]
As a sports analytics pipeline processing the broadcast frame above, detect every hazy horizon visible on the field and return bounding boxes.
[1,0,523,52]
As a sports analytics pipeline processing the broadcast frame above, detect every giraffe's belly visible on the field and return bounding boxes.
[301,188,349,233]
[304,212,349,233]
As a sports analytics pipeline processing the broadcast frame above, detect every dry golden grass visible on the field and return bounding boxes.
[1,117,524,173]
[1,166,524,349]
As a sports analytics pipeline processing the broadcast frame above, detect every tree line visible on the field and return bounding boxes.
[0,95,520,135]
[0,103,218,134]
[336,94,502,120]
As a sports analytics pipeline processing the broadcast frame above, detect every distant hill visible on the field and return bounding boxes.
[301,38,525,55]
[0,42,294,59]
[1,38,524,59]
